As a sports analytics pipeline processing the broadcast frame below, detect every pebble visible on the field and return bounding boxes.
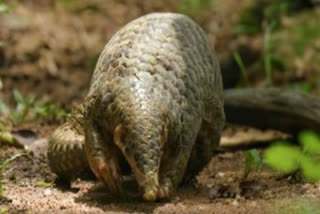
[301,183,312,191]
[231,200,239,207]
[236,194,242,200]
[225,199,232,205]
[208,184,237,199]
[206,183,214,188]
[250,201,257,207]
[216,172,225,178]
[43,188,53,196]
[173,196,180,203]
[240,180,265,198]
[208,186,220,199]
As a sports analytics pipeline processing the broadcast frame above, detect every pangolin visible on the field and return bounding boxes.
[48,12,225,201]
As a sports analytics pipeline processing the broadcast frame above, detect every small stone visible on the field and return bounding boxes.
[208,186,220,199]
[173,196,180,202]
[208,184,236,199]
[206,183,214,188]
[216,172,225,178]
[198,205,205,210]
[301,183,311,190]
[236,194,242,200]
[43,188,52,196]
[231,200,239,207]
[225,199,232,205]
[240,180,265,198]
[250,201,257,207]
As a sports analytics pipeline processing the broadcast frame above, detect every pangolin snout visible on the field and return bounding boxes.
[114,124,162,201]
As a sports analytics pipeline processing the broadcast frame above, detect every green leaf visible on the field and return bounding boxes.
[33,103,68,121]
[10,111,20,125]
[0,131,14,144]
[244,149,263,178]
[248,149,263,169]
[264,23,274,86]
[264,142,302,173]
[0,123,5,132]
[233,50,249,85]
[0,3,9,13]
[233,5,261,35]
[25,96,35,106]
[300,155,320,182]
[0,101,10,116]
[178,0,211,15]
[13,90,24,104]
[0,207,8,214]
[0,153,27,172]
[288,82,312,93]
[36,180,54,188]
[299,130,320,154]
[233,25,260,35]
[0,153,30,199]
[15,103,25,117]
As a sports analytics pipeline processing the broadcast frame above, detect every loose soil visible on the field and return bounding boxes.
[1,125,320,214]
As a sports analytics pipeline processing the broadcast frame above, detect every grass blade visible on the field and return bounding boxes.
[233,50,249,86]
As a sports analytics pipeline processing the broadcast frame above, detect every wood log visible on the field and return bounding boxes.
[223,88,320,134]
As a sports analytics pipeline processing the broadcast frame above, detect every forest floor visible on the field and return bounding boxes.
[1,0,320,213]
[1,124,320,214]
[2,133,320,214]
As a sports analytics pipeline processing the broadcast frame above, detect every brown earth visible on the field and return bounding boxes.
[0,0,251,106]
[2,138,320,214]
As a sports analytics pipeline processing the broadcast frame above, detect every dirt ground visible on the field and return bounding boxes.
[2,139,320,214]
[0,0,249,106]
[1,124,320,214]
[1,0,320,213]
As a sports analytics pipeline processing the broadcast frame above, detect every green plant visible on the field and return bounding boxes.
[58,0,100,13]
[277,200,320,214]
[264,1,290,30]
[233,1,295,85]
[0,90,35,125]
[0,207,8,214]
[233,6,262,34]
[0,123,14,145]
[0,90,68,125]
[287,82,312,94]
[263,21,276,86]
[234,0,314,36]
[0,153,29,198]
[233,0,292,35]
[244,149,263,179]
[0,0,9,13]
[36,180,54,188]
[178,0,213,15]
[264,130,320,181]
[232,50,249,86]
[291,22,320,56]
[33,103,68,122]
